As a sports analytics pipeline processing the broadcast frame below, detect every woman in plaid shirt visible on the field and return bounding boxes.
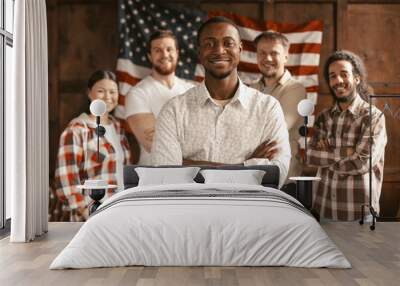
[55,70,131,221]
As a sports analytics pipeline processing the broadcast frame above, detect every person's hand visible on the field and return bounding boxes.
[248,140,277,160]
[76,206,88,217]
[71,206,88,222]
[315,139,330,151]
[144,128,155,142]
[345,147,355,156]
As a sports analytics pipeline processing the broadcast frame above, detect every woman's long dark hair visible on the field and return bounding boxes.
[323,50,373,101]
[87,70,117,90]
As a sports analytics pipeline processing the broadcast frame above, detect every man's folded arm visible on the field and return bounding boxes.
[151,104,182,165]
[328,114,387,175]
[261,101,291,188]
[126,113,156,153]
[306,113,346,167]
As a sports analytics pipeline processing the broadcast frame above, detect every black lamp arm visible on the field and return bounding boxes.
[304,116,308,163]
[94,116,106,162]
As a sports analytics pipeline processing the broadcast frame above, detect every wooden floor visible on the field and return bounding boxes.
[0,222,399,286]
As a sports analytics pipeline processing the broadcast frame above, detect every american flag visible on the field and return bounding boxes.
[115,0,323,144]
[115,0,206,118]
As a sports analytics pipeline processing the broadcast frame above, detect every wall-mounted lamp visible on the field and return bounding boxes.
[78,99,117,215]
[89,99,107,162]
[297,99,315,162]
[289,99,319,218]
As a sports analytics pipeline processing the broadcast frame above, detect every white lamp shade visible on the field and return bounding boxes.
[297,99,315,117]
[90,99,107,116]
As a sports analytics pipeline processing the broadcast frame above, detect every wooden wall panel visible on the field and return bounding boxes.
[47,0,400,219]
[48,0,118,175]
[345,4,400,218]
[47,0,60,178]
[373,98,400,180]
[199,2,263,19]
[381,182,400,218]
[57,1,118,125]
[347,4,400,93]
[58,3,118,80]
[374,98,400,218]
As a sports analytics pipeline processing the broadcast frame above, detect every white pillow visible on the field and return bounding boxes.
[135,167,201,186]
[200,169,266,185]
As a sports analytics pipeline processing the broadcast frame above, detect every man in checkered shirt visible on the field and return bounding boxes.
[306,50,387,221]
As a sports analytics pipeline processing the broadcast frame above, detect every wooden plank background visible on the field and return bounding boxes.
[46,0,400,219]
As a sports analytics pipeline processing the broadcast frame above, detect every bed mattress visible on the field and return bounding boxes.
[50,183,351,269]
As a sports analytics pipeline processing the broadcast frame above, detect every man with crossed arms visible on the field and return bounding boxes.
[151,17,291,187]
[251,31,307,186]
[306,50,387,221]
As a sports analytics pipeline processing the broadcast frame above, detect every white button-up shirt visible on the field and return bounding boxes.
[151,79,291,187]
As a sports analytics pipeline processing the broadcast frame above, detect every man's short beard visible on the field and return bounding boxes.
[263,71,277,79]
[331,88,357,103]
[154,64,176,76]
[335,95,354,103]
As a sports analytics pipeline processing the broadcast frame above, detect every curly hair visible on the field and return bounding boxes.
[323,50,372,100]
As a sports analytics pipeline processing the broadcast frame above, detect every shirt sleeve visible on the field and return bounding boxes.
[118,124,132,165]
[262,100,291,188]
[306,112,346,167]
[279,83,307,130]
[151,101,183,165]
[125,87,151,118]
[328,112,387,175]
[54,127,85,210]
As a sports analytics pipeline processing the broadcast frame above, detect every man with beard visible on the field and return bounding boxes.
[306,50,387,221]
[251,31,306,186]
[125,30,194,165]
[151,17,291,187]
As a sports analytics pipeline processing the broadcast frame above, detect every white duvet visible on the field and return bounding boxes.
[50,183,351,269]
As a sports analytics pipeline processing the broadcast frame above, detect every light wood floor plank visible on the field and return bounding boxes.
[0,222,399,286]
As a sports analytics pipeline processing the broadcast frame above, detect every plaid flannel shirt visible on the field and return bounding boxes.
[55,114,131,210]
[306,95,387,221]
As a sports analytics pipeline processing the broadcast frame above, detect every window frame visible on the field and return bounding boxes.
[0,0,14,232]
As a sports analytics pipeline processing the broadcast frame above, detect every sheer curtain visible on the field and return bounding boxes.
[8,0,49,242]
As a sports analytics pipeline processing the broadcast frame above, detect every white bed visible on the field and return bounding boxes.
[50,183,351,269]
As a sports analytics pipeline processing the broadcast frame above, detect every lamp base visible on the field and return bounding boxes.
[88,188,106,201]
[77,183,117,215]
[88,188,106,214]
[359,204,378,231]
[296,180,313,210]
[88,200,102,215]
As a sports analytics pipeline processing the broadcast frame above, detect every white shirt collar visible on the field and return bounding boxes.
[197,78,250,108]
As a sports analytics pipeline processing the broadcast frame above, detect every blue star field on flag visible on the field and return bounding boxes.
[118,0,207,79]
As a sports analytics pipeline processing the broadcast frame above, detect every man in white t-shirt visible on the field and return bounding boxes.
[125,30,194,165]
